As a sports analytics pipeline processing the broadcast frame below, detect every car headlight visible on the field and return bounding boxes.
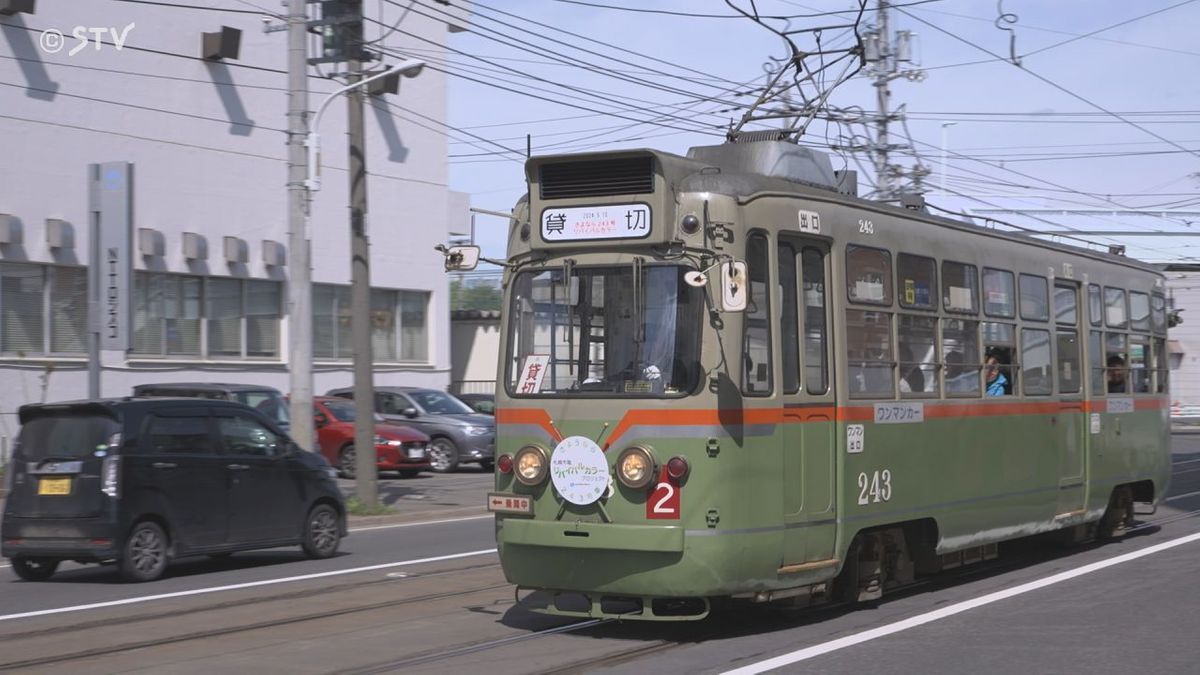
[463,426,491,436]
[374,435,403,447]
[322,466,338,480]
[513,445,549,486]
[616,446,656,489]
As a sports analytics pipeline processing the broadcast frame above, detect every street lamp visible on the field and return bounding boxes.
[940,121,957,195]
[304,58,425,192]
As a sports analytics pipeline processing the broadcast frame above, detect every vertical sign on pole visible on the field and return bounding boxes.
[87,162,134,397]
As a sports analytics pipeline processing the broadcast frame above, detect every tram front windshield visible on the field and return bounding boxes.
[507,264,703,397]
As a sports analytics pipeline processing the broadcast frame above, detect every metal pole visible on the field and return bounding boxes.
[286,0,314,452]
[873,0,892,200]
[87,210,100,399]
[348,57,378,507]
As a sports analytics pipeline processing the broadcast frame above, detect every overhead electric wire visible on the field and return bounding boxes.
[112,0,274,15]
[553,0,943,20]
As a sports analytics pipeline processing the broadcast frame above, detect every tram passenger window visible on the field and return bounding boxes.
[1105,287,1127,328]
[846,245,892,306]
[1057,330,1081,394]
[983,268,1015,318]
[1054,285,1078,325]
[1021,328,1053,395]
[846,310,893,398]
[1019,274,1049,321]
[942,261,978,314]
[1129,336,1150,393]
[898,253,936,310]
[802,248,829,395]
[1151,293,1167,333]
[1153,337,1168,393]
[898,315,938,397]
[943,318,980,396]
[779,242,801,394]
[743,233,772,396]
[1089,331,1105,396]
[1106,333,1128,394]
[1088,284,1103,327]
[983,322,1017,395]
[1129,292,1151,332]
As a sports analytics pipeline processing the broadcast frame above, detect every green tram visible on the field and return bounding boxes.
[448,139,1171,621]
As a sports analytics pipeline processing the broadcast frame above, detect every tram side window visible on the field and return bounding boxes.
[1129,336,1150,393]
[847,310,893,398]
[983,322,1016,395]
[1019,274,1049,321]
[846,245,892,305]
[898,253,936,310]
[1054,284,1078,325]
[1106,333,1128,394]
[1151,292,1167,333]
[1129,292,1151,332]
[1089,330,1105,396]
[942,261,979,314]
[1021,328,1053,395]
[1153,337,1168,393]
[983,268,1015,318]
[943,318,980,396]
[898,314,938,397]
[1105,287,1127,328]
[1057,330,1081,394]
[802,248,829,395]
[1088,284,1103,327]
[779,242,801,395]
[743,233,773,396]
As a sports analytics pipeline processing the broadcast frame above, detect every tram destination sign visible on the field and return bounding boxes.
[540,203,652,242]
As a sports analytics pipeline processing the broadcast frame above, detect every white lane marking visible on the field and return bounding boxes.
[1173,458,1200,467]
[0,548,497,623]
[1166,489,1200,502]
[348,514,491,533]
[1173,467,1200,476]
[723,531,1200,675]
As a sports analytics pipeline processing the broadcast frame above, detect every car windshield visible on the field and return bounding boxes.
[235,390,289,426]
[408,391,474,415]
[506,264,702,396]
[17,413,122,460]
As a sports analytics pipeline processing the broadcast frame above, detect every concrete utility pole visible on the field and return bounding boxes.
[347,50,378,507]
[286,0,315,453]
[872,0,893,200]
[862,0,925,200]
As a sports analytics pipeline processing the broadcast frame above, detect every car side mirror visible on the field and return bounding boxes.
[314,412,329,428]
[719,260,748,312]
[438,244,480,271]
[402,407,419,419]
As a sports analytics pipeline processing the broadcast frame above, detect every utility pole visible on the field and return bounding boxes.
[286,0,314,453]
[346,24,378,508]
[862,0,925,200]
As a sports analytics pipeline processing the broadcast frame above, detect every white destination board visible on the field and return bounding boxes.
[540,204,651,241]
[516,354,550,394]
[874,401,925,424]
[1107,397,1135,414]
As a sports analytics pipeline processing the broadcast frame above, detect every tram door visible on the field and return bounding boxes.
[1054,281,1088,516]
[779,238,838,566]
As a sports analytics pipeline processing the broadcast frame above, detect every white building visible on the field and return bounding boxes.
[0,1,469,452]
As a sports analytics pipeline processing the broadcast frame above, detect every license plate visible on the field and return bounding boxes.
[487,492,533,515]
[407,447,425,460]
[38,477,72,496]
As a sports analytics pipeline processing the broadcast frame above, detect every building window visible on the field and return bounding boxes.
[314,284,429,362]
[0,263,86,356]
[132,272,280,359]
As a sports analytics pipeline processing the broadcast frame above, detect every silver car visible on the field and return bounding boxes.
[325,386,495,473]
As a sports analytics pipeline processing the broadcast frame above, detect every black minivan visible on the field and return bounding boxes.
[2,398,345,582]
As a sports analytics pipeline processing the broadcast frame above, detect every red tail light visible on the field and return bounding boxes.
[666,456,689,480]
[497,454,513,474]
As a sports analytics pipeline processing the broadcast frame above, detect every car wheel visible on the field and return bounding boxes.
[120,521,169,582]
[339,445,357,480]
[302,503,341,559]
[429,437,459,473]
[11,556,59,582]
[399,469,421,478]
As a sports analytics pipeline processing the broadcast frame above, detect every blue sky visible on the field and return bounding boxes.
[422,0,1200,264]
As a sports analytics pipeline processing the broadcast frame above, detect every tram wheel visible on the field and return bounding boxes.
[1097,486,1135,540]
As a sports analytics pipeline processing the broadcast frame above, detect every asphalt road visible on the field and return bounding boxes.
[1,439,1198,674]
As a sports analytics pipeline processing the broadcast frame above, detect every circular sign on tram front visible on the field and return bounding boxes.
[549,435,610,506]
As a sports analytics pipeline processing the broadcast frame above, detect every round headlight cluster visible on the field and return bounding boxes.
[513,445,549,486]
[616,445,657,489]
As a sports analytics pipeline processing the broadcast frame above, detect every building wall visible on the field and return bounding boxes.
[1167,272,1200,407]
[450,312,501,393]
[0,2,468,450]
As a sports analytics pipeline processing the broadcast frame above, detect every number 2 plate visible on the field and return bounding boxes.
[646,468,680,520]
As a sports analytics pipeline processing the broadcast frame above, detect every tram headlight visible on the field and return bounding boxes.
[616,445,656,489]
[513,445,549,486]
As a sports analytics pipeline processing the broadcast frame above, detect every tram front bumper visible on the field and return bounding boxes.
[499,518,684,553]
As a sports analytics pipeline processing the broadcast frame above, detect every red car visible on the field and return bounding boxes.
[312,396,431,478]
